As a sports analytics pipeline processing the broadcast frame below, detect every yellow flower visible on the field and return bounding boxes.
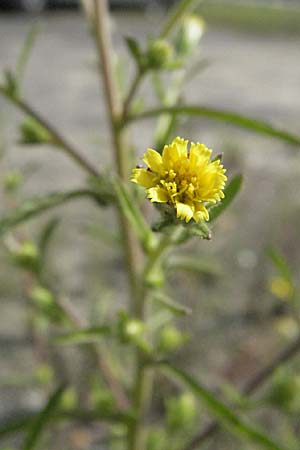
[269,276,294,300]
[131,137,227,223]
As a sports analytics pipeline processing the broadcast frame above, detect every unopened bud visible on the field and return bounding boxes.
[176,15,205,55]
[146,39,174,70]
[158,325,186,353]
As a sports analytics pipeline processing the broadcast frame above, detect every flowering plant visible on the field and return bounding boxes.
[0,1,300,450]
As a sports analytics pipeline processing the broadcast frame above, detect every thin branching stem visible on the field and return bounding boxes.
[0,87,100,178]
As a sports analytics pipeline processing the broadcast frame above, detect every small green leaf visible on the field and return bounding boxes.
[151,291,191,316]
[0,414,35,439]
[19,117,52,145]
[113,178,155,251]
[38,217,60,264]
[0,190,98,237]
[124,36,143,67]
[2,69,18,98]
[166,255,222,276]
[162,364,288,450]
[267,247,293,284]
[0,408,132,440]
[187,220,212,239]
[16,24,40,85]
[209,174,243,222]
[56,326,112,345]
[23,384,66,450]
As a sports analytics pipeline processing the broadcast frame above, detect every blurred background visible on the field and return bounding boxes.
[1,0,300,449]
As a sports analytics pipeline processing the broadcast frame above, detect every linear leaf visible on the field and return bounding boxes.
[128,105,300,146]
[163,364,288,450]
[0,408,132,440]
[56,326,112,345]
[124,36,143,66]
[166,255,222,276]
[0,190,97,237]
[209,174,243,222]
[113,178,155,251]
[38,217,60,262]
[16,24,40,84]
[151,291,191,316]
[23,384,66,450]
[0,414,35,439]
[267,247,293,283]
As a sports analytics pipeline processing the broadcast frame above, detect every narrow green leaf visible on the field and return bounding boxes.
[151,291,191,316]
[166,255,222,276]
[163,364,288,450]
[209,175,243,222]
[23,384,66,450]
[38,217,60,263]
[0,190,97,237]
[16,24,40,84]
[19,117,52,145]
[0,408,132,440]
[124,36,143,66]
[56,326,112,345]
[2,69,18,98]
[267,247,293,283]
[0,414,35,439]
[128,105,300,147]
[113,178,155,251]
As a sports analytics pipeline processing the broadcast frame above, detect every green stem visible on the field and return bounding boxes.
[128,234,173,450]
[160,0,201,38]
[123,68,145,120]
[93,0,140,305]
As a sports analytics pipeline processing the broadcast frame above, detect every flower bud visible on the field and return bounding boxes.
[30,285,63,324]
[268,275,293,300]
[3,170,23,193]
[158,325,186,353]
[175,15,205,56]
[30,285,54,309]
[166,392,197,430]
[146,428,168,450]
[146,39,174,70]
[60,387,78,410]
[12,240,40,273]
[268,370,300,412]
[124,319,145,340]
[35,363,54,385]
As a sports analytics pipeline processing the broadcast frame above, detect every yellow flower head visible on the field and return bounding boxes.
[131,137,227,223]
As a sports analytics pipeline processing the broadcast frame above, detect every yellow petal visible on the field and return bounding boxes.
[189,142,212,168]
[143,149,163,173]
[162,136,188,168]
[131,168,157,188]
[193,203,209,222]
[176,202,194,223]
[147,187,169,203]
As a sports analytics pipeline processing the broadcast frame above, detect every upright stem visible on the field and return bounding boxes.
[92,4,168,450]
[93,0,140,304]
